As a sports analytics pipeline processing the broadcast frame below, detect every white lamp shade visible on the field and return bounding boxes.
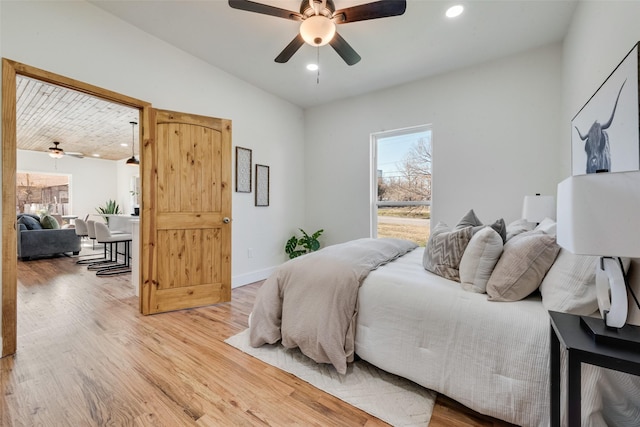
[300,16,336,47]
[522,195,555,223]
[557,172,640,257]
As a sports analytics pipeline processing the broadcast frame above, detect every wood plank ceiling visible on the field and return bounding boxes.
[16,75,140,161]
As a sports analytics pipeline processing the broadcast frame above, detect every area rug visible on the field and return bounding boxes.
[225,329,436,426]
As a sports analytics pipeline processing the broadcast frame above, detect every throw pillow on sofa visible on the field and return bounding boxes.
[459,226,504,293]
[18,214,42,230]
[423,222,473,282]
[486,230,560,302]
[40,214,60,229]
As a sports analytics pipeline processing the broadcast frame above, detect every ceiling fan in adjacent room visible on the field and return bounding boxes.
[228,0,407,65]
[48,141,84,159]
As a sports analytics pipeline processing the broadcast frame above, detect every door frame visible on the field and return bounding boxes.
[1,58,151,357]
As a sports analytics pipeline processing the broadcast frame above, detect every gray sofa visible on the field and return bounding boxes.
[17,214,81,260]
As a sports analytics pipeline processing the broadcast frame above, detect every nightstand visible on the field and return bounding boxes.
[549,311,640,427]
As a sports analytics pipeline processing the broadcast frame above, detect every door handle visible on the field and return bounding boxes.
[223,217,231,224]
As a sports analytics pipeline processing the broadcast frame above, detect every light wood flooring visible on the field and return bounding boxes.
[2,253,514,426]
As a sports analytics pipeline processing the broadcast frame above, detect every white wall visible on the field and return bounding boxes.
[1,0,305,310]
[563,0,640,325]
[305,44,564,245]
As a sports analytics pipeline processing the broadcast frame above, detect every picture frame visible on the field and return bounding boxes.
[235,146,252,193]
[255,164,270,207]
[571,42,640,176]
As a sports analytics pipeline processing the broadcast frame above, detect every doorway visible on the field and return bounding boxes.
[2,58,150,357]
[3,59,233,358]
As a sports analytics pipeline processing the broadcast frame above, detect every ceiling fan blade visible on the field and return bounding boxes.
[333,0,406,24]
[228,0,303,21]
[275,34,305,63]
[329,33,361,66]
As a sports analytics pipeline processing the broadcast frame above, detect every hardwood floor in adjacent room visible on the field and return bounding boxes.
[2,254,514,426]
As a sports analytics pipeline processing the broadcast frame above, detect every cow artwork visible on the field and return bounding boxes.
[574,80,626,174]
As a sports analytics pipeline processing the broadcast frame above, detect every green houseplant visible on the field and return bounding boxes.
[285,228,324,259]
[96,199,122,224]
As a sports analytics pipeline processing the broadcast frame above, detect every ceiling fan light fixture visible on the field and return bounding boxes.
[300,15,336,46]
[307,63,319,71]
[48,141,64,158]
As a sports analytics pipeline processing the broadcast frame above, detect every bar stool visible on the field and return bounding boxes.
[77,220,111,265]
[92,222,132,276]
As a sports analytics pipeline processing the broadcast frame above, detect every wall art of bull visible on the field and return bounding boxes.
[574,79,626,174]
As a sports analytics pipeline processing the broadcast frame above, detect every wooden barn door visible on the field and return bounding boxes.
[141,108,232,314]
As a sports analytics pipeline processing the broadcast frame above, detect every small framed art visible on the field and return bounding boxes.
[235,146,252,193]
[255,164,269,207]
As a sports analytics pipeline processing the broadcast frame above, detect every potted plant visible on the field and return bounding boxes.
[285,228,324,259]
[96,199,122,224]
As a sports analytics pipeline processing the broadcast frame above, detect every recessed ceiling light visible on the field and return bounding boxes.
[446,5,464,18]
[307,63,319,71]
[121,143,128,147]
[92,154,100,158]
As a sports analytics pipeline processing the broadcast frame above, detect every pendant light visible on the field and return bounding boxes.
[126,121,139,165]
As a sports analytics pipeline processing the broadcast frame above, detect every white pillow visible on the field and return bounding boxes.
[459,227,503,293]
[535,217,556,236]
[506,218,534,241]
[540,250,631,315]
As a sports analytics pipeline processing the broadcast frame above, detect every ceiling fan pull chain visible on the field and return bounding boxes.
[317,46,321,84]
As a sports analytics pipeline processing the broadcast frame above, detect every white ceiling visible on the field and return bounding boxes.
[89,0,578,109]
[16,0,578,160]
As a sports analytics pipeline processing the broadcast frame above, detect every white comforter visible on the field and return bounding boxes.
[356,247,550,426]
[356,247,640,427]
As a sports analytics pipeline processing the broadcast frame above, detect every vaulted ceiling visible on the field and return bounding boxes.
[16,0,578,160]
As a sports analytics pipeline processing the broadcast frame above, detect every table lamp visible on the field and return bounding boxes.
[557,172,640,348]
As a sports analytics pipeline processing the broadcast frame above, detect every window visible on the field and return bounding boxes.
[16,172,71,216]
[371,125,432,246]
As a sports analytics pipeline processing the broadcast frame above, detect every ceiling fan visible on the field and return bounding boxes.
[228,0,407,65]
[48,141,84,159]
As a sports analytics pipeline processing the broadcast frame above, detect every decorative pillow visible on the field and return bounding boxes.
[18,214,42,230]
[455,209,506,243]
[459,226,504,293]
[540,251,631,315]
[40,214,60,229]
[535,217,556,236]
[423,222,473,282]
[505,218,534,241]
[486,231,560,301]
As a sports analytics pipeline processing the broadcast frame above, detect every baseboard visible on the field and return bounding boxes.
[232,266,276,288]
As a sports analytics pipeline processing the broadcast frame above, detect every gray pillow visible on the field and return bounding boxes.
[423,222,473,282]
[18,214,42,230]
[456,209,506,243]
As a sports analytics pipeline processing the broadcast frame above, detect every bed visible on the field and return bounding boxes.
[249,217,640,426]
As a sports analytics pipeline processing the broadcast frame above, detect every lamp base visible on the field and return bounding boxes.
[580,316,640,351]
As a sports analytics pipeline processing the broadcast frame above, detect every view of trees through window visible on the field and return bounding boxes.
[373,126,431,246]
[16,172,70,216]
